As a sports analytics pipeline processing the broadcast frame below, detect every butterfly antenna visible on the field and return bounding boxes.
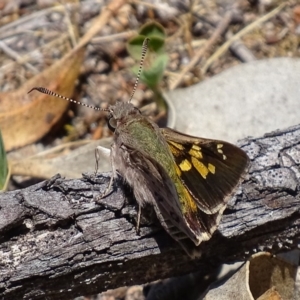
[29,39,149,108]
[128,37,149,103]
[28,87,108,112]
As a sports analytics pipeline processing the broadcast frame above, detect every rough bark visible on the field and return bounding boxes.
[0,124,300,300]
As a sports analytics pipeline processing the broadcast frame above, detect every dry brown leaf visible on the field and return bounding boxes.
[2,0,129,181]
[257,287,283,300]
[0,47,85,151]
[0,0,127,152]
[204,252,298,300]
[249,252,297,300]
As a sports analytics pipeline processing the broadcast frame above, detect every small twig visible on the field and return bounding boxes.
[0,34,69,72]
[31,140,92,158]
[0,5,66,38]
[192,12,256,64]
[201,3,286,74]
[70,0,127,55]
[225,30,256,63]
[61,1,78,48]
[169,12,232,90]
[0,41,39,74]
[91,30,136,44]
[131,0,178,15]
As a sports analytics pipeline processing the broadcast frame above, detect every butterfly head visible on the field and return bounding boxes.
[107,101,141,131]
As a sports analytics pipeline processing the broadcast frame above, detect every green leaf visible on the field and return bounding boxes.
[127,35,148,60]
[148,36,165,54]
[126,22,169,114]
[0,131,9,190]
[139,22,166,40]
[127,22,166,59]
[132,54,169,89]
[127,36,166,60]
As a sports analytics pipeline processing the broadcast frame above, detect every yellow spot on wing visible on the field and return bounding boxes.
[180,186,197,212]
[179,159,192,171]
[217,143,227,160]
[191,157,209,179]
[175,164,182,176]
[192,145,201,151]
[169,144,181,156]
[188,148,203,159]
[175,179,198,213]
[169,141,184,150]
[208,163,216,174]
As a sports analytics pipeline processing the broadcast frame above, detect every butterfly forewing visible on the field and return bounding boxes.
[161,128,249,215]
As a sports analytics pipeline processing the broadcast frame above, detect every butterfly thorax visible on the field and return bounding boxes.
[108,101,140,122]
[109,102,178,180]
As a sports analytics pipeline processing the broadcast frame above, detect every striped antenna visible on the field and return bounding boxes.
[128,37,149,103]
[28,87,108,112]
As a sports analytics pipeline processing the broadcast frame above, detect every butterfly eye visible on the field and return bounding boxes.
[132,107,141,114]
[108,116,117,132]
[127,106,141,115]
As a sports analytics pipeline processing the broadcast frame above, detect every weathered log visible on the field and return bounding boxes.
[0,124,300,300]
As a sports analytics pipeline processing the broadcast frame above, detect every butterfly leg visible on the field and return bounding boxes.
[95,146,114,201]
[94,145,111,175]
[136,205,142,234]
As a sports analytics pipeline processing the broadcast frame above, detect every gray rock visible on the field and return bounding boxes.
[165,57,300,143]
